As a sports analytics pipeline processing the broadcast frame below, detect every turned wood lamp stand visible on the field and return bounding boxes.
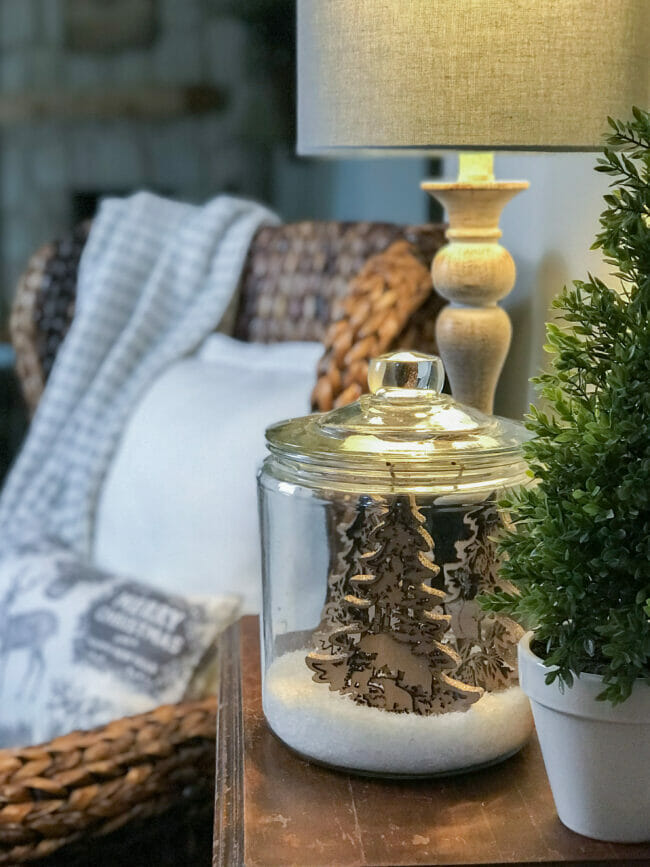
[422,152,528,414]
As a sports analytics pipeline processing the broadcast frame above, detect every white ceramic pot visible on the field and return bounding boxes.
[518,632,650,843]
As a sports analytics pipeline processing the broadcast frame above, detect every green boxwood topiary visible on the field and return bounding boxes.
[481,107,650,705]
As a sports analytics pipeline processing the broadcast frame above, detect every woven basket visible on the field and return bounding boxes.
[4,219,446,863]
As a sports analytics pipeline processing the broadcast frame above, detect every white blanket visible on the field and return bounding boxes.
[0,192,276,555]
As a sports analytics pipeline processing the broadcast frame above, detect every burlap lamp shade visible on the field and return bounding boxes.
[297,0,650,412]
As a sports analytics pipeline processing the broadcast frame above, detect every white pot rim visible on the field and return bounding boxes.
[518,632,650,724]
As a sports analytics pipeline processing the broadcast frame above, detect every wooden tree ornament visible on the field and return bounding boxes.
[307,495,483,715]
[444,500,522,691]
[314,496,386,647]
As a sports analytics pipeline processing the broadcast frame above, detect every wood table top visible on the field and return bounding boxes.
[213,616,650,866]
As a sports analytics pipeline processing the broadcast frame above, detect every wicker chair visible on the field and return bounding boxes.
[2,219,446,864]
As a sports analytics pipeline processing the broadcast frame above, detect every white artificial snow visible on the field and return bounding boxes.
[263,649,533,776]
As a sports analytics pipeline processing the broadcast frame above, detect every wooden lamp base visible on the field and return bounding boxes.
[422,153,528,415]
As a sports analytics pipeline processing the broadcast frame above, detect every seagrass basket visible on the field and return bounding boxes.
[3,219,446,863]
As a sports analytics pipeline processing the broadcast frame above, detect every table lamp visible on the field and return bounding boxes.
[297,0,649,414]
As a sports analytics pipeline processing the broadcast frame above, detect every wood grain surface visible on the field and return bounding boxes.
[214,617,650,866]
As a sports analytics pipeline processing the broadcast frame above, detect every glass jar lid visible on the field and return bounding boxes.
[265,351,530,491]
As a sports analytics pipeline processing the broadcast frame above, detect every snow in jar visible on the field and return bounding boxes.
[257,351,533,777]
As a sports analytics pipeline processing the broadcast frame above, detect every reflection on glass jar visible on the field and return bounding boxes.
[258,351,534,778]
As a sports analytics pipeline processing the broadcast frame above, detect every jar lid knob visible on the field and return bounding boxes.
[368,351,445,395]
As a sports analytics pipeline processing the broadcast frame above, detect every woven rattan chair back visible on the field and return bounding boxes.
[11,220,445,414]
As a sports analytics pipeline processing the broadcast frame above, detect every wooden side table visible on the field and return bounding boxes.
[214,617,650,866]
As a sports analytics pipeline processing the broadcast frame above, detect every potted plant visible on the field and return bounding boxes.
[482,107,650,844]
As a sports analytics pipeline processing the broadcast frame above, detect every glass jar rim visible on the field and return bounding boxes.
[265,351,530,487]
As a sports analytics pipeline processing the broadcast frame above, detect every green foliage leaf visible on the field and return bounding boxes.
[481,107,650,705]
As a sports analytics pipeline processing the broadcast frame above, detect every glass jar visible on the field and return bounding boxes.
[258,350,533,778]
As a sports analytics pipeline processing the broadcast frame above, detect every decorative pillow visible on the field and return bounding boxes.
[0,547,239,748]
[93,334,323,613]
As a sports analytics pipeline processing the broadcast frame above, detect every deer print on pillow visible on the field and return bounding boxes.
[0,573,59,700]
